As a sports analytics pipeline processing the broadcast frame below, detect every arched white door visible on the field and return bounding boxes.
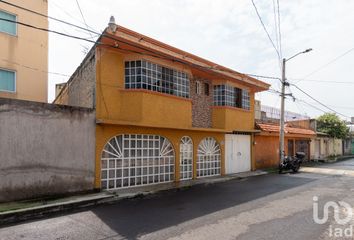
[180,136,193,180]
[101,134,175,189]
[197,137,221,177]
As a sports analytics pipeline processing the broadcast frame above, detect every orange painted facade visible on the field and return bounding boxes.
[55,22,270,189]
[254,123,316,169]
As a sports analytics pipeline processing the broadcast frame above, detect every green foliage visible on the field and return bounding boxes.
[317,113,349,139]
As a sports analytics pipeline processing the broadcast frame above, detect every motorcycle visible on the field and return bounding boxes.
[279,152,306,173]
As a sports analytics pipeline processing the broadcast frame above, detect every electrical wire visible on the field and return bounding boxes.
[276,0,282,60]
[266,88,328,115]
[251,0,281,61]
[295,47,354,84]
[1,58,70,77]
[291,84,350,119]
[74,0,94,39]
[0,18,102,45]
[289,78,354,84]
[272,0,279,59]
[0,0,275,84]
[0,0,100,36]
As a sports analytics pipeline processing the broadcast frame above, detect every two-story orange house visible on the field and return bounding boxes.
[54,17,269,191]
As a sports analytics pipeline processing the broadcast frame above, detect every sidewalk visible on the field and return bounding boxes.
[0,170,267,226]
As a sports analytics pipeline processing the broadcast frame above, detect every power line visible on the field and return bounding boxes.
[272,0,279,58]
[242,72,354,85]
[296,99,328,114]
[0,16,259,85]
[266,88,326,113]
[244,73,281,81]
[295,47,354,84]
[1,0,276,85]
[0,18,103,45]
[289,78,354,85]
[291,84,350,119]
[74,0,94,39]
[0,0,99,37]
[251,0,281,61]
[276,0,282,60]
[1,58,70,77]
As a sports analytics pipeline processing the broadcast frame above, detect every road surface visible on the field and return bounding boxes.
[1,159,354,240]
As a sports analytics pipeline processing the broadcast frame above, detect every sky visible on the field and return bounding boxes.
[47,0,354,120]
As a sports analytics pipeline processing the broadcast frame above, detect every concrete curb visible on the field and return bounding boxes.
[0,194,116,226]
[0,170,268,226]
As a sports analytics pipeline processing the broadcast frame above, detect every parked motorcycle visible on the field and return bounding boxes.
[279,152,306,173]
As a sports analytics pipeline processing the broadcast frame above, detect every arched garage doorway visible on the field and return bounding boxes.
[101,134,175,190]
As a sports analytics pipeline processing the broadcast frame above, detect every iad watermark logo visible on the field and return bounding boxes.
[313,196,353,238]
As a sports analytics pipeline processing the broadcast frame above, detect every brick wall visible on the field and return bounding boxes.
[190,77,213,128]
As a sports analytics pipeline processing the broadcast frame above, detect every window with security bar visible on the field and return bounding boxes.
[125,60,190,98]
[213,84,250,110]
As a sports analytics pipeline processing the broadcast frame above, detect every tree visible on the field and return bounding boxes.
[316,113,349,139]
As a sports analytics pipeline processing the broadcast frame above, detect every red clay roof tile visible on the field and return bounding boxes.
[257,123,316,136]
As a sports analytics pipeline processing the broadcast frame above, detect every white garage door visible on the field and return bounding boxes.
[225,134,251,174]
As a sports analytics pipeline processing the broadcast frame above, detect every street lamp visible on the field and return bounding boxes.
[279,48,313,165]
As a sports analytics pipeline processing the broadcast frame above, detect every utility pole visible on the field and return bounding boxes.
[279,58,286,164]
[279,49,312,166]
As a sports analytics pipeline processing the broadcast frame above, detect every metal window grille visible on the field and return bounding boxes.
[197,137,221,178]
[242,89,250,110]
[125,60,190,98]
[101,134,175,190]
[214,84,250,110]
[180,136,193,180]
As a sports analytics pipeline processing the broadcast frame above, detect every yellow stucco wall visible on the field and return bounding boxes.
[95,124,225,188]
[94,46,263,189]
[0,0,48,102]
[95,47,192,129]
[212,92,255,131]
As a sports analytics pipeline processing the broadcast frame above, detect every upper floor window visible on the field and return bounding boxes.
[213,84,250,110]
[0,10,17,36]
[125,60,190,98]
[196,81,201,95]
[242,89,250,110]
[204,83,209,96]
[0,69,16,92]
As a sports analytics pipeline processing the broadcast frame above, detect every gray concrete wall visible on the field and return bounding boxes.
[53,49,96,108]
[0,98,95,202]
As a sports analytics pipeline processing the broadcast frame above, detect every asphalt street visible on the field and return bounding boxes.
[1,159,354,240]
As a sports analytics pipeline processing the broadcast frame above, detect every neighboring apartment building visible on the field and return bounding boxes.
[54,18,269,191]
[0,0,48,102]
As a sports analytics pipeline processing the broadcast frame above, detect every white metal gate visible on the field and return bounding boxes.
[225,134,251,174]
[101,134,175,190]
[197,137,221,178]
[180,136,193,180]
